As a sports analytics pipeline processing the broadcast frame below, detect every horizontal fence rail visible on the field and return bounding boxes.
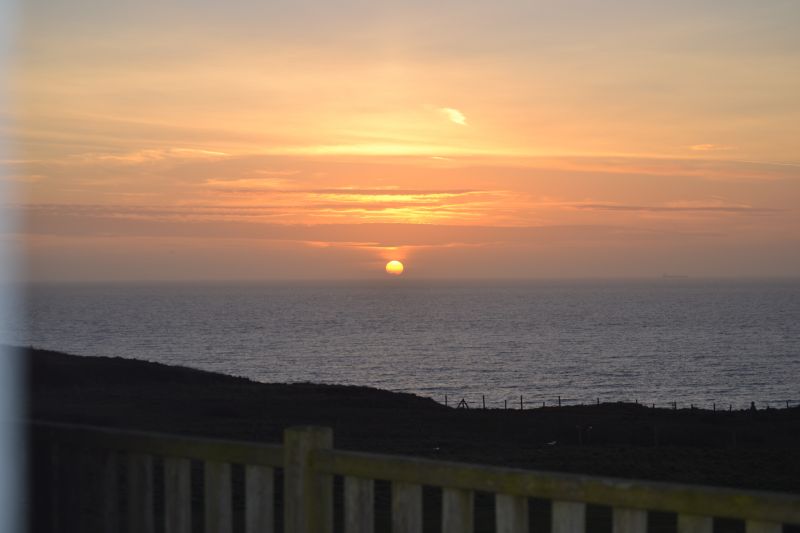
[33,422,284,466]
[313,448,800,524]
[31,421,800,533]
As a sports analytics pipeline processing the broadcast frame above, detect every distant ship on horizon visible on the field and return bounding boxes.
[662,274,690,279]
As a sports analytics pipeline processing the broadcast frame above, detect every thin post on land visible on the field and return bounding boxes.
[519,395,523,410]
[558,396,561,407]
[482,395,486,409]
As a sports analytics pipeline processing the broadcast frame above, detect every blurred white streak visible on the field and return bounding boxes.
[0,0,25,531]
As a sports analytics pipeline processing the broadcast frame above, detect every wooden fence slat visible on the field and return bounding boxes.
[391,482,422,533]
[82,448,115,533]
[613,507,647,533]
[345,476,374,533]
[49,443,61,533]
[60,446,81,531]
[677,514,712,533]
[246,465,274,533]
[552,501,586,533]
[746,521,782,533]
[496,494,528,533]
[76,448,94,533]
[442,487,474,533]
[165,457,191,533]
[127,453,155,533]
[284,427,334,533]
[205,460,233,533]
[101,450,119,533]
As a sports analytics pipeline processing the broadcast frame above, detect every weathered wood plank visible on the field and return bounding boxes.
[313,449,800,524]
[101,450,119,533]
[284,426,333,533]
[443,487,474,533]
[496,494,528,533]
[80,448,114,533]
[345,476,374,533]
[73,448,94,533]
[677,514,712,533]
[205,460,233,533]
[49,443,61,533]
[127,453,155,533]
[391,482,422,533]
[165,457,191,533]
[746,521,782,533]
[246,465,274,533]
[613,507,647,533]
[552,501,586,533]
[60,446,81,532]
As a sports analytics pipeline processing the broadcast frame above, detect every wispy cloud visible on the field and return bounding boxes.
[689,144,734,152]
[69,148,230,165]
[567,201,779,215]
[19,203,690,247]
[439,107,467,126]
[203,178,293,190]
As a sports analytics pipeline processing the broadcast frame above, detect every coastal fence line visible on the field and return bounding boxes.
[442,395,800,410]
[32,421,800,533]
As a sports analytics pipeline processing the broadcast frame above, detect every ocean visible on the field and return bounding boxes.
[8,279,800,409]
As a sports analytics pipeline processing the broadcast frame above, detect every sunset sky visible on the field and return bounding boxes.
[6,0,800,280]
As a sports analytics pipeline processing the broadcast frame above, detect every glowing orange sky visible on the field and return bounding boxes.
[5,1,800,280]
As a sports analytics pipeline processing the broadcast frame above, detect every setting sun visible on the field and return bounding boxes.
[385,260,404,276]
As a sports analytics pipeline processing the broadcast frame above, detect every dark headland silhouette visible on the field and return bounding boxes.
[24,347,800,494]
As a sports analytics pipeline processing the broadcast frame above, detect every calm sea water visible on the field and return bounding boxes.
[7,280,800,408]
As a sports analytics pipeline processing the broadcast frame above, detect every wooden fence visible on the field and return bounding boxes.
[31,422,800,533]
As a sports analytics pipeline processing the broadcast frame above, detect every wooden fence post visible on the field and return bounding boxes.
[101,450,119,533]
[613,507,647,533]
[392,482,422,533]
[49,443,61,533]
[205,461,232,533]
[496,494,528,533]
[165,457,191,533]
[127,453,155,533]
[677,514,712,533]
[344,476,374,533]
[553,501,585,533]
[443,488,474,533]
[284,426,334,533]
[245,465,274,533]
